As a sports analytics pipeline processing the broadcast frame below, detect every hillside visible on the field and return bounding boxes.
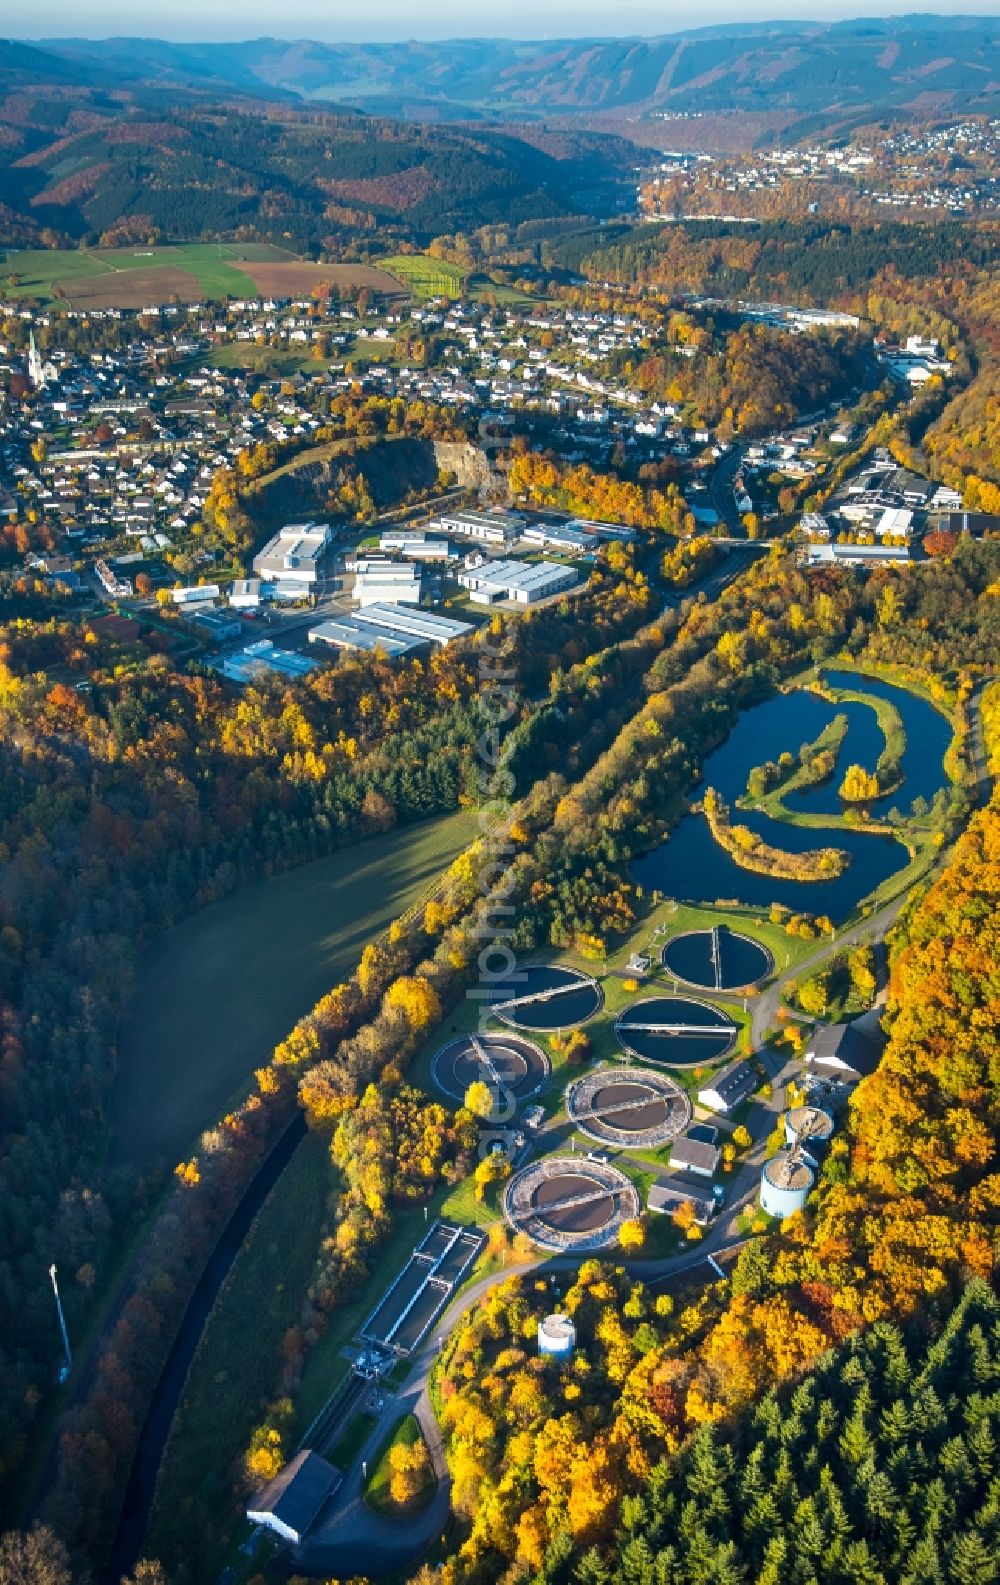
[36,15,1000,124]
[0,51,633,248]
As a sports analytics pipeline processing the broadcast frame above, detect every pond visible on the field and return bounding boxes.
[632,671,950,922]
[815,670,953,816]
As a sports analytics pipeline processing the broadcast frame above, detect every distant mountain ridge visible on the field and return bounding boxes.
[28,15,1000,119]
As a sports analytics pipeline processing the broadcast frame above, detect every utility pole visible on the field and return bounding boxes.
[49,1264,71,1383]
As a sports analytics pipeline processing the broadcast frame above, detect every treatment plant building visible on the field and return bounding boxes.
[696,1058,757,1115]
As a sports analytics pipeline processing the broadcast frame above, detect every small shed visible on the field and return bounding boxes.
[246,1449,341,1545]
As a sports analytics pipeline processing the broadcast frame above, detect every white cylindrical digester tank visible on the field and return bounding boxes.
[760,1150,814,1219]
[784,1105,835,1153]
[538,1313,577,1359]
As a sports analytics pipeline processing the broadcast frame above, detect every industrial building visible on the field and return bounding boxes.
[804,1022,880,1083]
[874,506,914,539]
[537,1314,576,1359]
[246,1448,341,1545]
[253,521,331,592]
[521,521,599,553]
[804,542,911,569]
[172,583,220,606]
[696,1058,757,1115]
[191,608,243,642]
[309,603,473,659]
[216,639,321,685]
[379,533,457,561]
[308,617,413,660]
[647,1176,717,1226]
[566,516,637,542]
[353,561,423,608]
[433,509,522,547]
[458,558,578,606]
[760,1150,814,1219]
[229,578,262,609]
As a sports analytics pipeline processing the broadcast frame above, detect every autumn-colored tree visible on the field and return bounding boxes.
[463,1079,495,1120]
[619,1218,646,1251]
[383,975,441,1034]
[840,762,880,801]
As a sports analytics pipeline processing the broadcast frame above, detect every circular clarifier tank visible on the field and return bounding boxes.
[615,996,737,1067]
[662,926,772,991]
[489,964,602,1031]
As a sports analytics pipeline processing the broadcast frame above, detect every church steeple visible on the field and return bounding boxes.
[28,331,45,389]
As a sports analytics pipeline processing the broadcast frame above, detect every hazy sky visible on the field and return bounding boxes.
[22,0,1000,42]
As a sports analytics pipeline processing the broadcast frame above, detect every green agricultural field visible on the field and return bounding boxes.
[2,248,106,293]
[382,253,466,299]
[219,243,299,263]
[1,243,260,305]
[157,244,260,299]
[112,809,477,1170]
[145,1129,334,1579]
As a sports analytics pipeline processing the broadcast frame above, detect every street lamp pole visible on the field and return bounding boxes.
[49,1264,71,1382]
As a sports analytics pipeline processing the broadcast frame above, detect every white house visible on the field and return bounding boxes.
[696,1059,757,1115]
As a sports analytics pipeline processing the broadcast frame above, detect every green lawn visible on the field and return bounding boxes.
[207,343,330,377]
[382,254,466,299]
[363,1413,436,1517]
[328,1411,378,1473]
[112,809,477,1170]
[145,1129,335,1579]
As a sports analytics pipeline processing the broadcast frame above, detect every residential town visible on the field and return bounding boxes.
[641,115,1000,220]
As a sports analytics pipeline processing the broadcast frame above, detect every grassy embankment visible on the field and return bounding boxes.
[139,811,477,1575]
[808,680,905,794]
[738,713,849,816]
[701,788,850,881]
[144,1130,333,1575]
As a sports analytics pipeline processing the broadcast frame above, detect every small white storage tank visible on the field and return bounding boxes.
[538,1314,576,1359]
[760,1151,814,1219]
[785,1106,835,1153]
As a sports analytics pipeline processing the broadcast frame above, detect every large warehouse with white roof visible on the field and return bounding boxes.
[309,603,473,658]
[458,559,578,605]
